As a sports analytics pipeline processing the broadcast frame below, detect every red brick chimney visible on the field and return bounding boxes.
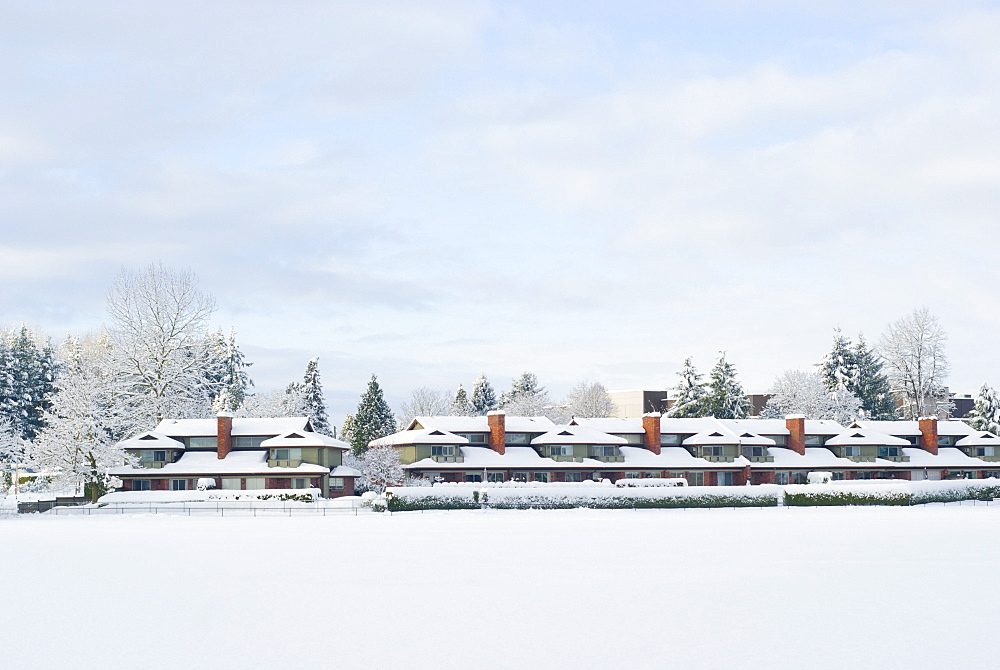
[786,415,805,455]
[918,417,939,455]
[217,411,233,459]
[487,411,505,455]
[642,412,661,455]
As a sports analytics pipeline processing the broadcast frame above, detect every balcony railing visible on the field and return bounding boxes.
[138,461,167,469]
[702,455,736,463]
[431,455,464,463]
[550,455,584,462]
[879,455,910,462]
[268,459,303,468]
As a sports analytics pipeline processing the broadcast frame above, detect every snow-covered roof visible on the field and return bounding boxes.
[619,446,745,469]
[569,417,644,434]
[682,430,740,446]
[825,429,910,447]
[370,428,469,447]
[955,431,1000,447]
[531,426,628,446]
[153,417,312,437]
[725,418,846,436]
[260,431,349,449]
[330,465,362,477]
[409,415,557,433]
[110,451,328,476]
[855,420,975,437]
[767,447,860,468]
[117,431,186,450]
[901,447,992,469]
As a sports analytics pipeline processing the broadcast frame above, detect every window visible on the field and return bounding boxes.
[170,479,186,491]
[878,447,900,458]
[977,447,995,457]
[132,479,151,491]
[245,477,265,490]
[464,473,482,483]
[330,477,345,490]
[702,446,724,458]
[790,471,808,484]
[235,436,265,448]
[625,472,641,479]
[513,472,528,482]
[293,478,311,489]
[549,445,572,457]
[688,472,704,486]
[153,450,166,462]
[717,472,734,486]
[487,472,505,483]
[532,472,549,483]
[938,436,956,446]
[591,446,617,458]
[467,434,487,444]
[506,433,530,444]
[774,472,789,485]
[843,446,860,458]
[221,478,242,490]
[564,472,583,482]
[742,446,765,459]
[660,434,681,445]
[188,437,216,449]
[138,450,166,463]
[273,448,301,461]
[431,445,455,457]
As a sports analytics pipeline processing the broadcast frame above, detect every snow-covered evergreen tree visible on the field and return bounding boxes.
[471,374,497,415]
[667,357,709,418]
[565,380,616,418]
[301,358,330,435]
[819,329,855,393]
[340,413,356,446]
[703,353,750,419]
[360,444,404,493]
[500,372,559,418]
[0,417,25,493]
[0,326,58,440]
[450,385,474,416]
[966,383,1000,435]
[852,336,897,419]
[350,375,396,455]
[202,328,253,412]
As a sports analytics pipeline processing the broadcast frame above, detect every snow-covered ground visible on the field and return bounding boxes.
[1,505,998,669]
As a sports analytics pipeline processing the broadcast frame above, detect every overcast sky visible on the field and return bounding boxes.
[3,1,1000,422]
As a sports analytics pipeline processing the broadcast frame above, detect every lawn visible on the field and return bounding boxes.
[1,505,997,669]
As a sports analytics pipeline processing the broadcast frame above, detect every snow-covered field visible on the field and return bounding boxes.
[2,505,998,669]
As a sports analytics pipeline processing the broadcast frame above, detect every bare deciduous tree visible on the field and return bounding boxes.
[565,380,616,418]
[878,307,950,418]
[397,386,450,428]
[107,263,217,427]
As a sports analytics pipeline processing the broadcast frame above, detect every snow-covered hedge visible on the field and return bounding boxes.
[98,488,321,504]
[385,484,779,511]
[615,478,688,488]
[784,479,1000,507]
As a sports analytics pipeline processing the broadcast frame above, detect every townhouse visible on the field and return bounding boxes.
[111,412,360,497]
[374,411,1000,485]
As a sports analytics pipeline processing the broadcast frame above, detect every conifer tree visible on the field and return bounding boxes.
[819,329,855,392]
[301,358,330,435]
[203,328,253,411]
[852,336,897,419]
[471,373,497,415]
[966,383,1000,435]
[703,353,750,419]
[450,385,474,416]
[0,326,57,440]
[667,357,709,418]
[350,375,396,455]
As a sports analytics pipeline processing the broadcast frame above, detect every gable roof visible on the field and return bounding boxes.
[154,417,312,438]
[260,431,350,449]
[408,415,557,433]
[370,428,469,447]
[825,428,910,447]
[117,431,186,450]
[531,425,628,446]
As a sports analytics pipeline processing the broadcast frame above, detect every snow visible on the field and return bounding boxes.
[4,505,1000,669]
[410,415,556,433]
[824,428,910,446]
[97,488,322,504]
[153,416,310,437]
[259,431,349,449]
[370,427,469,446]
[767,446,859,468]
[110,450,329,476]
[902,446,992,468]
[329,465,362,477]
[531,425,628,445]
[857,419,975,437]
[620,445,733,468]
[116,431,186,450]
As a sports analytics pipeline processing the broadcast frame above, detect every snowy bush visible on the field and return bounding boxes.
[385,484,778,511]
[784,479,1000,507]
[615,478,688,488]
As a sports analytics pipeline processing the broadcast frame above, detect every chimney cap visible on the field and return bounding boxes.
[487,410,506,416]
[786,414,806,420]
[918,416,939,421]
[642,412,661,418]
[216,410,234,418]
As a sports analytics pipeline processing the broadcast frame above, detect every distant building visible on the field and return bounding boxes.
[607,389,771,418]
